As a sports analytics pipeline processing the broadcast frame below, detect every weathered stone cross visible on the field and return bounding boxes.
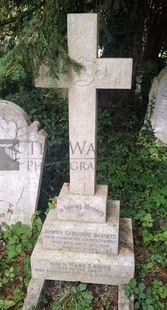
[36,14,132,197]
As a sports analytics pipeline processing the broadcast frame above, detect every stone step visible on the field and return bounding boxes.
[42,199,120,255]
[31,218,134,286]
[57,183,108,223]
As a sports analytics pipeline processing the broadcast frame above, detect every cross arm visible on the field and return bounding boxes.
[95,58,133,89]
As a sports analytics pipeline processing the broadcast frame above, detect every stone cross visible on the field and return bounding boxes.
[36,13,132,196]
[23,15,135,307]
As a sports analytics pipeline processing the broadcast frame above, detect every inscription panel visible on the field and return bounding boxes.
[58,202,104,217]
[32,256,134,286]
[43,227,118,254]
[43,202,119,254]
[33,261,131,282]
[32,218,134,285]
[57,183,108,223]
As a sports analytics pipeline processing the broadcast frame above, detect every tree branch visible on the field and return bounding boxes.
[0,3,44,28]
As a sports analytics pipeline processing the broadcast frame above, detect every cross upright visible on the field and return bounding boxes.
[36,13,132,197]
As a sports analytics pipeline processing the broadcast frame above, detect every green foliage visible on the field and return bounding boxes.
[2,222,32,259]
[125,278,166,310]
[50,283,93,310]
[96,106,167,309]
[45,198,57,214]
[0,0,93,96]
[100,296,111,309]
[0,213,42,309]
[0,299,16,310]
[1,0,166,102]
[6,89,68,156]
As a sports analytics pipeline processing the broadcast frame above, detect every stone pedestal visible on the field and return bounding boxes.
[42,200,119,254]
[23,198,134,309]
[57,183,108,223]
[31,216,134,285]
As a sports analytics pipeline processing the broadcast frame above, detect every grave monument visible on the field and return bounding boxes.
[148,66,167,144]
[23,14,135,309]
[0,100,47,226]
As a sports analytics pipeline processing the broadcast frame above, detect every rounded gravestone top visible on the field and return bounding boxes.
[149,67,167,144]
[0,100,31,131]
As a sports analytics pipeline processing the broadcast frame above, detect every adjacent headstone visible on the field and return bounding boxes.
[0,100,47,226]
[148,66,167,144]
[24,13,135,309]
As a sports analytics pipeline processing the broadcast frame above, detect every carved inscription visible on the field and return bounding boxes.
[58,203,104,217]
[34,261,131,282]
[44,229,117,254]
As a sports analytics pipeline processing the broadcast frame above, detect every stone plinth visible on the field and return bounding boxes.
[57,183,108,223]
[43,200,120,255]
[31,218,134,286]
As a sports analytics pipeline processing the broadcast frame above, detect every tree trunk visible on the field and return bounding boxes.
[143,0,167,61]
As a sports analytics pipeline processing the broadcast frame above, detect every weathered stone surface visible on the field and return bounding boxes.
[22,278,46,310]
[43,200,120,254]
[56,183,108,223]
[36,14,132,196]
[118,285,134,310]
[31,218,134,285]
[148,66,167,144]
[0,100,47,226]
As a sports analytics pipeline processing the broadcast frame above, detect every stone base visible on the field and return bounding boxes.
[56,183,108,223]
[119,285,134,310]
[42,200,120,255]
[22,278,46,310]
[22,278,134,310]
[23,280,134,310]
[31,218,134,285]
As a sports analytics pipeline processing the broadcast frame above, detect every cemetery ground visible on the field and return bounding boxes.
[1,89,167,309]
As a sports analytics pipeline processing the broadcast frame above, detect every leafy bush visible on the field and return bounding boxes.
[97,110,167,309]
[50,283,93,310]
[0,212,42,309]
